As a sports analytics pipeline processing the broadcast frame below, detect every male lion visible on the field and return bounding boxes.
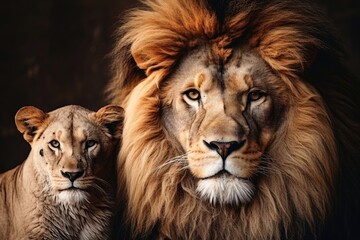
[0,105,123,240]
[108,0,360,239]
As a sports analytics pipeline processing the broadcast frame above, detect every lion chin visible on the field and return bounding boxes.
[196,172,254,205]
[58,188,90,204]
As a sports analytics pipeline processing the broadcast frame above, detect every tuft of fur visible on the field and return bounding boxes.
[108,0,360,239]
[0,105,124,240]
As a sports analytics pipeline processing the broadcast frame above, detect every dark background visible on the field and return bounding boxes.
[0,0,359,173]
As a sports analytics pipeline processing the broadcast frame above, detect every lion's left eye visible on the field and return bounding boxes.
[85,140,97,149]
[183,89,201,101]
[49,140,60,148]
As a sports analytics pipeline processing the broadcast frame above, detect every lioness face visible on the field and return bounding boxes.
[161,47,288,205]
[29,107,118,203]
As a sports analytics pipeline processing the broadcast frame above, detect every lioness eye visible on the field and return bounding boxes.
[248,90,265,102]
[184,89,201,101]
[85,140,97,149]
[49,140,60,148]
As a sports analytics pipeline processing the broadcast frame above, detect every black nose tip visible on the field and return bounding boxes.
[61,170,84,182]
[204,140,244,160]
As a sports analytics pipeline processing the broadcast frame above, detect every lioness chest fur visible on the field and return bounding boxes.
[0,105,123,240]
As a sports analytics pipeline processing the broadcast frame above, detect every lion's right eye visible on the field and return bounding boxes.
[49,140,60,149]
[183,89,201,101]
[247,89,266,103]
[85,140,97,149]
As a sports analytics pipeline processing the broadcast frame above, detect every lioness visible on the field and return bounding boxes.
[0,105,123,240]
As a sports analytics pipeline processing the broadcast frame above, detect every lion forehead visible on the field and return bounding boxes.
[168,47,273,89]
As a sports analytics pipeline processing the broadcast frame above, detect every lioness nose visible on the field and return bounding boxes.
[61,170,84,182]
[204,140,244,160]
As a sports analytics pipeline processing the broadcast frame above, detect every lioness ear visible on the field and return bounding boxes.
[94,105,124,138]
[15,106,48,143]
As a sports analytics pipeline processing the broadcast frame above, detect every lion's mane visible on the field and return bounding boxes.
[108,0,360,239]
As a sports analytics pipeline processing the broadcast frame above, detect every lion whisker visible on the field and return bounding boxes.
[154,152,191,173]
[179,165,190,171]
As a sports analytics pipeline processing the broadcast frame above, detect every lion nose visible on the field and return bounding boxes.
[204,140,244,160]
[61,170,84,182]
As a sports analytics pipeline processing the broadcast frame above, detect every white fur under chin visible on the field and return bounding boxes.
[196,176,255,205]
[58,190,89,204]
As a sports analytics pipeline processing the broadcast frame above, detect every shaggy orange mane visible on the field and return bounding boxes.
[108,0,360,239]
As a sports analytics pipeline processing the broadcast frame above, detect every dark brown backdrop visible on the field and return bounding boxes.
[0,0,359,173]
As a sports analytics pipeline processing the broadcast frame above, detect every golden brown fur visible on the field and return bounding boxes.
[108,0,360,239]
[0,105,123,240]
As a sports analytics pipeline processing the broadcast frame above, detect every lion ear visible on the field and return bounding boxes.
[131,45,174,76]
[93,105,124,139]
[132,51,151,71]
[253,23,322,76]
[15,106,48,143]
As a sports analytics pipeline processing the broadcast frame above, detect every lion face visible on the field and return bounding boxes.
[15,105,123,204]
[161,47,288,205]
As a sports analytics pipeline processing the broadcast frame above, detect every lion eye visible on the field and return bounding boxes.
[85,140,97,149]
[49,140,60,148]
[184,89,201,101]
[248,90,266,102]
